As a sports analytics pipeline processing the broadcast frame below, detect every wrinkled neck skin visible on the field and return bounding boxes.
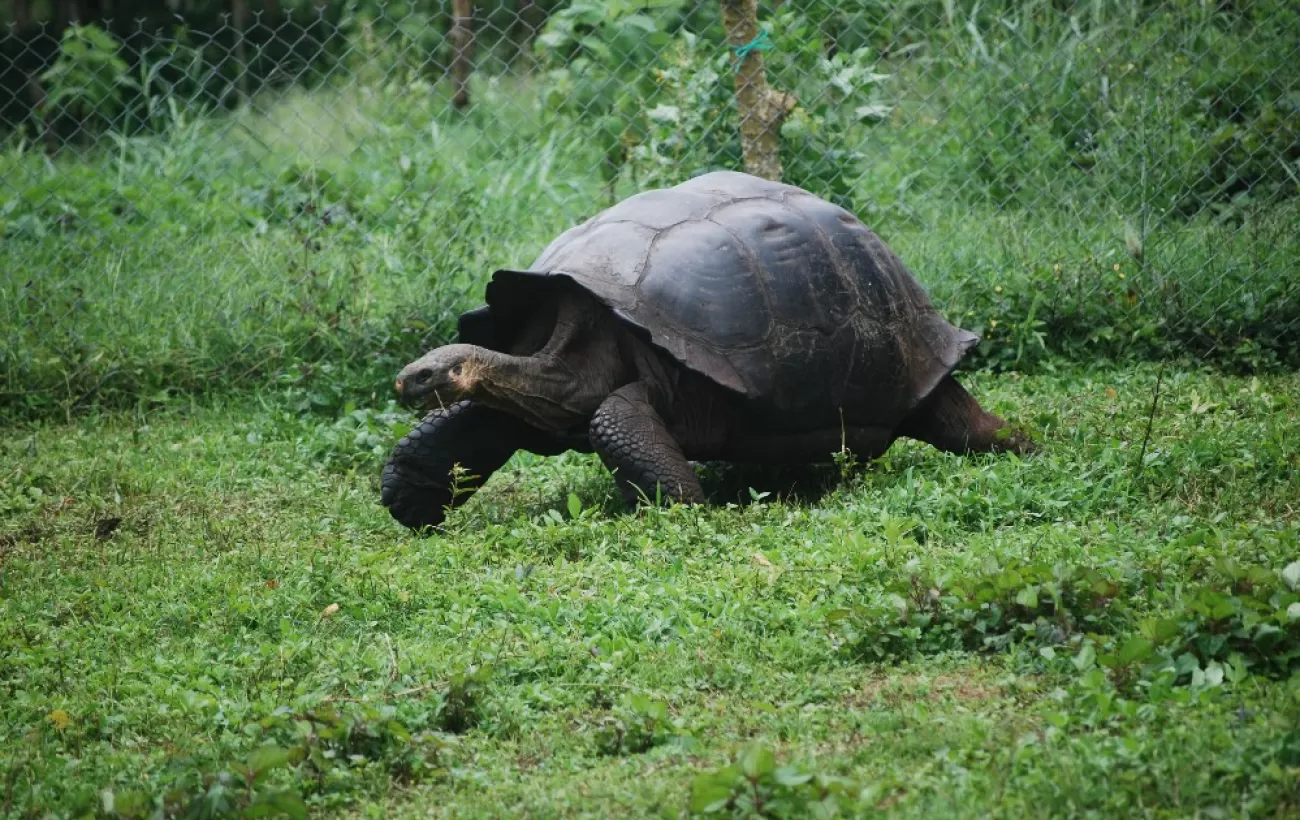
[463,291,637,433]
[461,347,594,432]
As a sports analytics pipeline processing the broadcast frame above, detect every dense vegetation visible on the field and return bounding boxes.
[2,1,1298,817]
[3,0,1298,421]
[3,367,1298,817]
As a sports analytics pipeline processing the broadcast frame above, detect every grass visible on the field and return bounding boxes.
[3,363,1298,817]
[1,79,612,421]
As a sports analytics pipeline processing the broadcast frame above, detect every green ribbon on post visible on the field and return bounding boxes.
[730,28,774,71]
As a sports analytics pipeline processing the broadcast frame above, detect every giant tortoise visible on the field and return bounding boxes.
[380,171,1034,530]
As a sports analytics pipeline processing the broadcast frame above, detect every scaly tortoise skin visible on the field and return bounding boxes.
[381,171,1034,531]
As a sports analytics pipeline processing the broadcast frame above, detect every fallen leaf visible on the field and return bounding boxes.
[48,709,71,730]
[1105,387,1118,399]
[265,579,278,590]
[321,603,340,618]
[752,553,773,567]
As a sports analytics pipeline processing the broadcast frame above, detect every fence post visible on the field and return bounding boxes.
[720,0,795,182]
[450,0,474,109]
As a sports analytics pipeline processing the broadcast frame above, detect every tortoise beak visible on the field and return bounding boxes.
[394,378,405,395]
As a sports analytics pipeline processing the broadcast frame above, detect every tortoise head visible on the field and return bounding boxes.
[394,344,487,409]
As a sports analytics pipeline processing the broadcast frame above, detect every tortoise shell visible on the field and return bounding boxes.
[456,171,979,432]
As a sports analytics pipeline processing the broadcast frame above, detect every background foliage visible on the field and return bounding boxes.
[2,0,1298,422]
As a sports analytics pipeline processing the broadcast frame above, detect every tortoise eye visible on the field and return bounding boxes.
[449,364,462,378]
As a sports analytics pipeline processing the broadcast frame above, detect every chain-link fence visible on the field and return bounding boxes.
[3,0,1298,421]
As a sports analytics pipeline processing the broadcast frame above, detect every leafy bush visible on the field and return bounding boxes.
[831,559,1136,662]
[39,24,135,135]
[533,0,892,206]
[689,743,870,817]
[592,692,688,756]
[930,1,1300,216]
[832,555,1300,690]
[80,701,453,819]
[1098,557,1300,686]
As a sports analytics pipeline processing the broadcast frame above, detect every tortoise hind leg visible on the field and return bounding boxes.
[896,375,1036,456]
[382,400,565,532]
[589,382,705,509]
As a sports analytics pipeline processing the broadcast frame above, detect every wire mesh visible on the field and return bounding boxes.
[2,0,1298,421]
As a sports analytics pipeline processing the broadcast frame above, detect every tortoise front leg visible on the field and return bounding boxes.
[896,375,1037,456]
[589,382,705,510]
[381,400,563,532]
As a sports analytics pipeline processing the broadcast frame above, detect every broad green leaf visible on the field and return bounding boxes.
[535,30,568,50]
[1210,600,1237,619]
[647,104,681,123]
[1203,661,1225,686]
[1137,617,1181,644]
[773,765,813,787]
[247,744,292,775]
[567,492,582,518]
[1282,560,1300,591]
[1175,652,1201,676]
[855,103,893,121]
[1072,643,1096,671]
[739,742,776,779]
[620,14,658,33]
[690,772,736,813]
[1116,635,1153,666]
[1014,584,1039,608]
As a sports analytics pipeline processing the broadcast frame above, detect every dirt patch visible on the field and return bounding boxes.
[94,516,123,540]
[0,523,51,567]
[847,671,1009,709]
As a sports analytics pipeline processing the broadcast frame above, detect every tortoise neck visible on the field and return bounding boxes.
[469,348,591,432]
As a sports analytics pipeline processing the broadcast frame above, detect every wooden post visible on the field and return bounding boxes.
[720,0,795,182]
[450,0,474,109]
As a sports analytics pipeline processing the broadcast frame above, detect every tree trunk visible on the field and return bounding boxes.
[449,0,474,109]
[720,0,796,182]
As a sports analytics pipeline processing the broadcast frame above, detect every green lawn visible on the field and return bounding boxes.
[4,363,1298,817]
